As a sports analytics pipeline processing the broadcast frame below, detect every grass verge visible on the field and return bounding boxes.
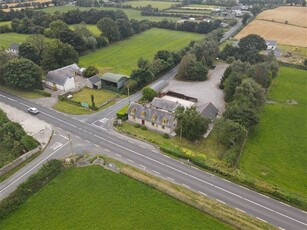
[0,85,44,99]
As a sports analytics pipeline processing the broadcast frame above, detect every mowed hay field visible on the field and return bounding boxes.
[0,33,29,49]
[235,7,307,47]
[80,28,203,74]
[0,166,232,230]
[239,67,307,200]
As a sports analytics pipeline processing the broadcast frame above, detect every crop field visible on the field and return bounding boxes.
[240,67,307,200]
[0,166,232,229]
[256,6,307,28]
[0,33,29,49]
[235,20,307,47]
[39,6,179,21]
[124,1,175,10]
[80,28,203,74]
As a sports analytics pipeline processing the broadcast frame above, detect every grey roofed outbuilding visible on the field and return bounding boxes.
[151,97,180,112]
[88,75,101,84]
[101,73,128,83]
[45,63,80,86]
[197,102,218,120]
[9,43,20,50]
[127,102,176,128]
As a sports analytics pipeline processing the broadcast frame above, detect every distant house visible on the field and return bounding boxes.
[86,75,102,89]
[44,64,80,92]
[101,73,128,92]
[6,43,19,54]
[197,102,218,120]
[127,102,177,134]
[266,40,277,50]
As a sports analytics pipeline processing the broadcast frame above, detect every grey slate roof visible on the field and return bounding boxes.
[266,40,277,47]
[127,102,176,128]
[197,102,218,120]
[101,73,128,83]
[151,97,179,112]
[9,43,19,50]
[46,63,80,86]
[88,75,101,84]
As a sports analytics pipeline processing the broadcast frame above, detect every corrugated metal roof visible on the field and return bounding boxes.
[101,73,128,83]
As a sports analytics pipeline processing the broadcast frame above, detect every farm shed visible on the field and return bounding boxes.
[6,43,19,54]
[101,73,128,92]
[197,102,218,120]
[86,75,102,89]
[44,64,80,92]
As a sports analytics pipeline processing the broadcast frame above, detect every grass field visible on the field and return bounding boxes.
[69,24,101,36]
[124,1,174,10]
[0,33,29,49]
[235,19,307,47]
[80,28,203,74]
[256,6,307,28]
[39,5,179,21]
[0,166,232,229]
[239,67,307,199]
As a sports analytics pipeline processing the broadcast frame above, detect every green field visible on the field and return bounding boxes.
[69,24,101,36]
[239,67,307,199]
[39,6,179,21]
[124,1,175,10]
[80,28,203,74]
[0,33,28,49]
[0,166,232,229]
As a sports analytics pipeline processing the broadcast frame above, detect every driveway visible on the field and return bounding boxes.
[166,62,228,114]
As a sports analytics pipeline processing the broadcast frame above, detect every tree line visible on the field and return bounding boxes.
[0,109,39,168]
[215,34,279,166]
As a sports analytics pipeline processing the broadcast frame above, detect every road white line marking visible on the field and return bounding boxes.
[180,161,184,164]
[164,155,171,159]
[167,177,174,181]
[302,210,307,214]
[198,191,207,196]
[139,164,146,169]
[117,136,124,139]
[79,128,83,131]
[127,159,134,163]
[239,185,250,191]
[85,140,91,143]
[279,201,290,207]
[20,102,29,107]
[152,150,159,153]
[39,111,77,128]
[139,145,146,149]
[182,184,190,189]
[115,154,121,157]
[94,134,307,227]
[222,178,230,183]
[235,208,246,213]
[216,199,225,205]
[278,227,285,230]
[59,135,69,140]
[259,193,270,199]
[256,217,267,223]
[104,149,110,152]
[95,144,99,147]
[7,97,17,102]
[0,141,70,193]
[75,136,81,139]
[191,166,200,171]
[153,170,160,175]
[129,141,134,144]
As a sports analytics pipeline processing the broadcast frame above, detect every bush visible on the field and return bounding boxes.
[116,105,129,120]
[0,160,64,219]
[34,89,51,97]
[134,124,140,128]
[162,133,169,138]
[222,145,241,167]
[21,135,39,151]
[141,126,147,130]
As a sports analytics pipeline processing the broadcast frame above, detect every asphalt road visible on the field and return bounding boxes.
[0,90,306,230]
[220,20,243,43]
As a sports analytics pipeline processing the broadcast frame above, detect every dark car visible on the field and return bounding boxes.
[28,107,39,114]
[210,65,216,70]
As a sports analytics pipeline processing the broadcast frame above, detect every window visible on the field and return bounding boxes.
[133,116,136,120]
[162,126,165,129]
[152,122,154,126]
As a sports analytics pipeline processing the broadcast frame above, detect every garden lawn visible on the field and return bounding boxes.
[239,67,307,199]
[72,88,117,106]
[69,24,101,36]
[0,166,232,230]
[39,6,179,21]
[0,33,28,49]
[80,28,204,74]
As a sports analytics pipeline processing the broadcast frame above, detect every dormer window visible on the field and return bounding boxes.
[131,108,136,115]
[152,114,157,121]
[141,111,146,117]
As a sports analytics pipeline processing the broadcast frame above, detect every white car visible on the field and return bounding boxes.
[28,107,39,114]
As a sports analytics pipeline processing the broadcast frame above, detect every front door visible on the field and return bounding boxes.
[142,120,145,125]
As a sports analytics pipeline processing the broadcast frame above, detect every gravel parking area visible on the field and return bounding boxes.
[167,62,228,114]
[0,102,52,148]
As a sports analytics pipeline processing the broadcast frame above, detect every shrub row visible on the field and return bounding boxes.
[58,95,98,110]
[0,159,64,219]
[34,89,51,97]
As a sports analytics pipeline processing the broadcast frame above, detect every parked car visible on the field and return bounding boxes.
[210,65,216,70]
[28,107,39,114]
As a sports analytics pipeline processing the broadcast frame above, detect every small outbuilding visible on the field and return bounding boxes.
[44,64,80,92]
[197,102,218,120]
[86,75,102,89]
[266,40,277,50]
[6,43,20,55]
[101,73,128,92]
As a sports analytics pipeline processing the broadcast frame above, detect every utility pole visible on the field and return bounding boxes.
[180,124,182,141]
[68,133,73,156]
[127,85,130,104]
